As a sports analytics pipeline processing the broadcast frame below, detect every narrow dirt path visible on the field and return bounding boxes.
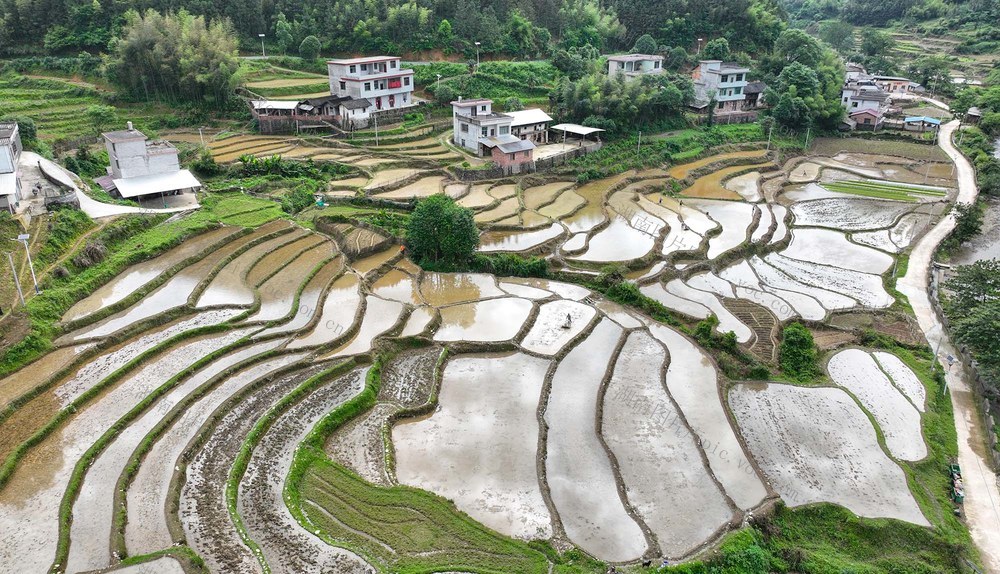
[898,119,1000,573]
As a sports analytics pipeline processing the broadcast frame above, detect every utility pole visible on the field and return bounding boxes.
[804,124,811,150]
[765,121,774,152]
[198,126,206,147]
[6,252,24,306]
[474,42,481,71]
[15,234,39,294]
[259,34,266,58]
[374,113,379,146]
[637,131,641,154]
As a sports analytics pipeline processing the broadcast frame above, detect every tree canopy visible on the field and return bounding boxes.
[105,10,239,108]
[406,194,479,267]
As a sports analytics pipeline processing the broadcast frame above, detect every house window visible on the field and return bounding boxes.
[339,81,346,91]
[735,87,742,95]
[364,82,371,92]
[523,151,530,157]
[654,61,660,68]
[489,128,495,136]
[499,126,509,135]
[863,118,871,124]
[349,65,356,73]
[404,77,410,86]
[852,101,858,108]
[480,105,487,112]
[461,123,469,133]
[481,127,487,137]
[391,60,397,68]
[509,153,516,161]
[361,63,368,71]
[717,101,725,109]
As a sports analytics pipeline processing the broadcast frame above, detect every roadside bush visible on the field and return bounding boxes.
[470,253,548,277]
[779,322,817,380]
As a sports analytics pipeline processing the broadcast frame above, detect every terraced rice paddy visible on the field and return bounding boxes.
[0,136,964,572]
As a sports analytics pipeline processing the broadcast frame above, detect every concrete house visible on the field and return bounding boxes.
[874,75,919,94]
[903,116,942,133]
[0,122,23,214]
[506,109,553,144]
[692,60,751,114]
[100,122,200,201]
[841,79,890,131]
[451,99,536,174]
[607,54,665,79]
[327,56,415,126]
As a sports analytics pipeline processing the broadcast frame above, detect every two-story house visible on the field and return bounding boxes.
[506,109,553,144]
[100,122,201,201]
[692,60,751,114]
[0,122,23,215]
[841,81,890,130]
[327,56,415,126]
[451,98,536,173]
[607,54,665,79]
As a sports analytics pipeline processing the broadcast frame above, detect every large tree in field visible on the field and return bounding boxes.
[105,10,239,109]
[406,194,478,267]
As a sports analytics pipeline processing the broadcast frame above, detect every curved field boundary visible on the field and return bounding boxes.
[0,317,246,491]
[109,344,299,559]
[51,331,275,568]
[226,359,361,573]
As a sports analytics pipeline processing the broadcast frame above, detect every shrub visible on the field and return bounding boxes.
[779,322,817,379]
[299,35,321,60]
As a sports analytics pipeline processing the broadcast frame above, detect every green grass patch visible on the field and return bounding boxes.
[820,180,947,202]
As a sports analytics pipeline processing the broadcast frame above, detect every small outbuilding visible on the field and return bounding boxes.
[550,123,605,145]
[966,107,982,125]
[903,116,942,133]
[101,122,201,203]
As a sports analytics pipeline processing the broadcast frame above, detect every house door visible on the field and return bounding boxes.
[375,97,382,110]
[388,94,395,108]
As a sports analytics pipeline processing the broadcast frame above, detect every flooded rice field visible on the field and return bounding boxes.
[0,140,957,572]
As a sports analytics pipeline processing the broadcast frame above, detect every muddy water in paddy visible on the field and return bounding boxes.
[63,226,241,322]
[646,324,768,509]
[683,163,770,200]
[239,369,369,574]
[458,184,496,209]
[563,172,632,233]
[0,328,250,571]
[320,295,404,358]
[434,297,533,342]
[729,383,928,525]
[667,150,769,180]
[246,242,336,323]
[125,349,300,556]
[0,312,240,466]
[479,222,563,252]
[523,182,574,210]
[104,556,186,574]
[603,331,735,557]
[394,353,553,540]
[419,272,504,306]
[544,319,647,561]
[350,247,397,274]
[0,344,94,408]
[66,327,259,572]
[197,224,303,308]
[245,234,325,288]
[685,199,755,260]
[539,189,586,219]
[371,269,423,304]
[256,258,342,337]
[571,215,655,262]
[72,231,262,341]
[288,274,362,349]
[399,306,435,336]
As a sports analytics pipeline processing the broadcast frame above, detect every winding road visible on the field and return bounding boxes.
[898,118,1000,573]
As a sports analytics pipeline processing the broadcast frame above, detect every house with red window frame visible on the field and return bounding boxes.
[327,56,416,128]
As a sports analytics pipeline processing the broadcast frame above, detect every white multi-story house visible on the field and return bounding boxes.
[840,79,890,130]
[692,60,751,114]
[101,122,200,201]
[0,122,23,214]
[327,56,415,122]
[607,54,665,79]
[451,98,536,173]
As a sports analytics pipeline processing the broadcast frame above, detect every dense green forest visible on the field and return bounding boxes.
[0,0,787,57]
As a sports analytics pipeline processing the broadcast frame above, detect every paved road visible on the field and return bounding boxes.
[898,119,1000,573]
